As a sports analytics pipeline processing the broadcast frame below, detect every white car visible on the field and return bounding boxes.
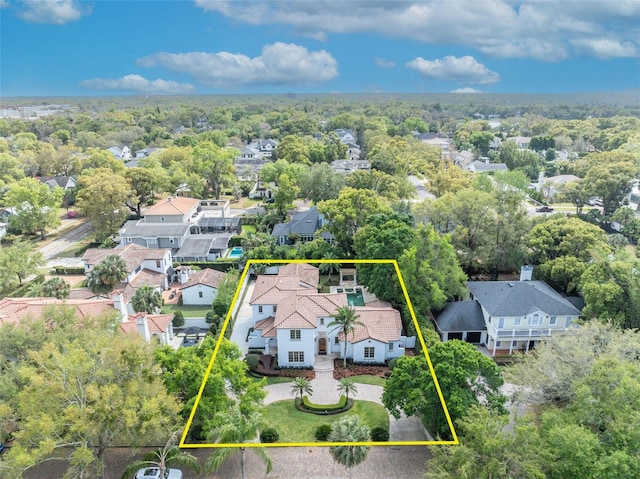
[135,467,183,479]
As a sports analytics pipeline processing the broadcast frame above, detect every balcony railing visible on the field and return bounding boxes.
[491,328,568,338]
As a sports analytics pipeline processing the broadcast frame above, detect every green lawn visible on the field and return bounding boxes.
[241,225,257,235]
[262,399,389,443]
[249,375,294,385]
[161,304,210,318]
[57,241,92,258]
[348,375,387,387]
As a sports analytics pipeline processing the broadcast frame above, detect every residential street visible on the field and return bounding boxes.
[37,219,94,268]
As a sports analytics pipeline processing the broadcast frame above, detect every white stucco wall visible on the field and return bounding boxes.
[182,285,217,306]
[276,328,315,367]
[352,339,386,363]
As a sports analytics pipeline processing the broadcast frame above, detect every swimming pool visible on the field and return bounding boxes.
[228,246,243,259]
[346,289,365,306]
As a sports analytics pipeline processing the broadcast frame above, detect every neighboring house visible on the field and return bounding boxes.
[249,179,275,199]
[198,217,242,235]
[180,268,227,306]
[272,206,334,245]
[539,174,580,199]
[0,297,175,346]
[134,147,164,158]
[247,264,410,367]
[435,267,582,356]
[39,176,77,206]
[454,150,475,167]
[119,221,193,249]
[506,136,532,149]
[0,222,7,241]
[422,138,452,160]
[173,234,231,262]
[143,197,201,223]
[82,244,173,313]
[489,137,502,150]
[335,129,356,144]
[107,145,131,160]
[464,160,508,173]
[331,159,371,174]
[628,181,640,211]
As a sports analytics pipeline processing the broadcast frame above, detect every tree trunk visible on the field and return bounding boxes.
[343,334,347,368]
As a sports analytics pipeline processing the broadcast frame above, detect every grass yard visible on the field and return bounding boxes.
[241,224,257,235]
[160,304,210,318]
[56,241,92,258]
[262,399,389,443]
[348,375,387,387]
[249,375,294,386]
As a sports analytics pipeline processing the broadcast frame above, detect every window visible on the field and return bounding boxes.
[258,306,263,313]
[335,336,340,345]
[161,216,165,222]
[156,260,161,268]
[273,305,277,313]
[127,237,132,243]
[290,330,301,340]
[388,343,394,351]
[496,341,502,347]
[549,316,557,325]
[565,316,573,327]
[320,318,324,325]
[514,317,521,326]
[498,317,505,328]
[198,291,203,298]
[528,314,542,326]
[288,351,304,363]
[169,238,174,245]
[364,347,375,359]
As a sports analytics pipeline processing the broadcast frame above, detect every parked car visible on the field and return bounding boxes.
[135,467,183,479]
[536,206,554,213]
[587,197,604,206]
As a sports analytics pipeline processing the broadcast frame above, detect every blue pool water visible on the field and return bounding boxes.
[228,246,243,259]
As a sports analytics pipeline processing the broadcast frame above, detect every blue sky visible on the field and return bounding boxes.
[1,0,639,96]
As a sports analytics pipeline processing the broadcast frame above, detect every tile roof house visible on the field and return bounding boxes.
[271,206,334,245]
[435,269,582,356]
[180,268,227,306]
[143,197,201,223]
[247,264,411,367]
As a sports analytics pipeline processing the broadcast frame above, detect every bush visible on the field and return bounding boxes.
[370,426,389,442]
[302,395,347,412]
[388,358,400,371]
[260,427,279,443]
[315,424,332,441]
[177,295,183,306]
[172,311,185,328]
[245,354,260,371]
[228,236,243,247]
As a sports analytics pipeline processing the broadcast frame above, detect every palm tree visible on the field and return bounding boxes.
[205,407,272,479]
[87,254,128,296]
[131,284,163,313]
[337,378,358,402]
[290,377,313,402]
[120,430,201,479]
[319,252,340,283]
[41,277,71,299]
[329,415,370,479]
[328,306,364,368]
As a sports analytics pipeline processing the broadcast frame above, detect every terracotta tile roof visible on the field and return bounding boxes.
[277,263,320,286]
[82,244,169,273]
[0,297,115,326]
[338,307,402,344]
[255,316,277,337]
[250,275,312,304]
[144,196,200,216]
[272,292,347,330]
[181,269,227,290]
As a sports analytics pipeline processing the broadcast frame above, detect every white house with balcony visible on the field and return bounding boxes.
[436,268,582,355]
[246,263,410,367]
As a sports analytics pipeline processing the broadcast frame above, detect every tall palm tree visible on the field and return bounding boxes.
[131,284,163,313]
[120,430,201,479]
[205,407,272,479]
[337,378,358,402]
[290,377,313,402]
[87,254,128,296]
[319,252,340,283]
[328,306,364,368]
[329,415,370,479]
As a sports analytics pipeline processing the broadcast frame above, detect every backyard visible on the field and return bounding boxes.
[160,304,210,318]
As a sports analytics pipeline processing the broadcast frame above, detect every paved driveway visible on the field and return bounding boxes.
[229,280,256,355]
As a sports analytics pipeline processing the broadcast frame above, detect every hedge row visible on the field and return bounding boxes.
[173,261,238,272]
[50,266,85,275]
[296,396,353,415]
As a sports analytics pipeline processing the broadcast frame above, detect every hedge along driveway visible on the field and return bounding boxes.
[261,399,389,443]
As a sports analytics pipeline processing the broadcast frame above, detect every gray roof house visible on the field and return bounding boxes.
[173,234,231,262]
[434,301,487,344]
[272,206,334,245]
[119,221,193,250]
[465,161,509,173]
[462,279,582,355]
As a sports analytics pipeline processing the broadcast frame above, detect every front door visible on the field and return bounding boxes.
[318,337,327,355]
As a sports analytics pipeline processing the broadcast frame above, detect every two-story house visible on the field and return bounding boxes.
[435,267,582,356]
[271,206,334,245]
[247,264,408,367]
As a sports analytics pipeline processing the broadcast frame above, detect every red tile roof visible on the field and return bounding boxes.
[181,268,227,290]
[144,196,200,216]
[0,297,115,326]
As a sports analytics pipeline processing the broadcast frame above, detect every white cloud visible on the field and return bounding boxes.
[194,1,640,61]
[0,1,9,9]
[570,38,638,58]
[18,0,88,24]
[450,87,482,93]
[79,75,195,94]
[375,58,396,68]
[137,42,338,87]
[407,55,500,84]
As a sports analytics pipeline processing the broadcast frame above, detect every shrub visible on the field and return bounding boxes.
[370,426,389,442]
[302,395,347,412]
[315,424,332,441]
[245,354,260,371]
[388,357,400,371]
[177,295,183,306]
[172,310,185,328]
[260,427,279,443]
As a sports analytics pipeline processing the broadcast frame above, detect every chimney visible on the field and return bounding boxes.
[520,265,533,281]
[179,267,190,284]
[168,197,173,203]
[136,314,151,342]
[111,290,128,322]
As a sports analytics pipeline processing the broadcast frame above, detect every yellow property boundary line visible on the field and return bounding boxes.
[179,259,459,448]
